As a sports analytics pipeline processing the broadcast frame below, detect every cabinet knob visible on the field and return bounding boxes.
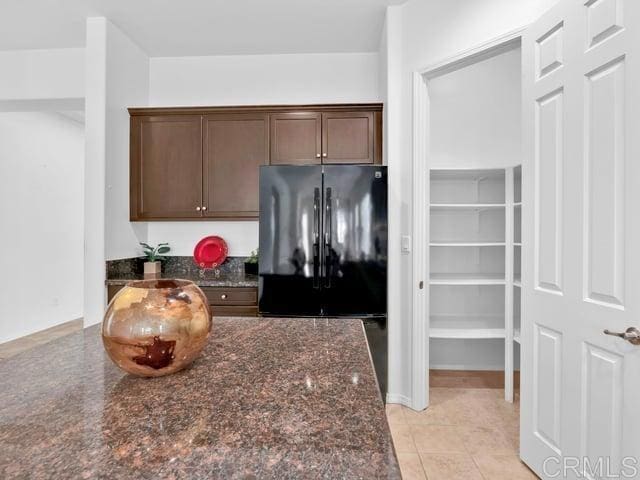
[202,206,207,211]
[196,206,201,211]
[220,294,227,300]
[316,153,321,158]
[322,153,328,158]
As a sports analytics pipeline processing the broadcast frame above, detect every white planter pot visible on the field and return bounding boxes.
[144,261,162,275]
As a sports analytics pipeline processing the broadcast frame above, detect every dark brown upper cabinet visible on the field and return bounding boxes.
[270,112,322,165]
[271,110,381,165]
[322,111,375,164]
[129,104,382,221]
[130,115,203,220]
[203,113,269,219]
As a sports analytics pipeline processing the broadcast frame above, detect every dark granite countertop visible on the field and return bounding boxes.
[0,317,400,479]
[106,256,258,288]
[106,270,258,288]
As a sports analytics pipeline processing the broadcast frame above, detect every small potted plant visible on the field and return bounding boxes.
[140,242,170,275]
[244,249,258,275]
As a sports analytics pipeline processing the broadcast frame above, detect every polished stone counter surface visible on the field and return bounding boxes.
[106,256,258,288]
[0,317,399,479]
[106,270,259,288]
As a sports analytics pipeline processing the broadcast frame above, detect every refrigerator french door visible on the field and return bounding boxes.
[258,165,387,317]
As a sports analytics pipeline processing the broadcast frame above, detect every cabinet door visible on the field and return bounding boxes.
[203,113,269,218]
[131,115,203,219]
[270,112,321,165]
[322,111,375,164]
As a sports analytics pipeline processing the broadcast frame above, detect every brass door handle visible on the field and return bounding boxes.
[604,327,640,345]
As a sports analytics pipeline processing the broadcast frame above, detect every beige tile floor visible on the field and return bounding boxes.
[0,319,83,359]
[387,385,538,479]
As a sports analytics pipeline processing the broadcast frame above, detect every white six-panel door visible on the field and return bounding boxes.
[521,0,640,478]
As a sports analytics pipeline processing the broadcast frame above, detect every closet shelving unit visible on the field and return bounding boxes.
[429,166,521,402]
[513,166,522,350]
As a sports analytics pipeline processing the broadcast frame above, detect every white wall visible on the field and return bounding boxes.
[378,21,388,111]
[0,112,84,342]
[148,223,258,257]
[104,21,150,260]
[149,53,380,106]
[145,51,381,258]
[382,0,560,406]
[0,48,84,107]
[402,0,557,71]
[429,47,522,169]
[379,7,409,404]
[84,17,150,327]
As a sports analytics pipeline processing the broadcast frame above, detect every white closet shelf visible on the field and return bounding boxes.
[430,314,504,329]
[430,203,506,210]
[514,275,521,287]
[430,328,506,339]
[430,273,506,285]
[430,168,506,180]
[513,329,521,344]
[514,242,522,247]
[430,241,506,247]
[429,165,521,401]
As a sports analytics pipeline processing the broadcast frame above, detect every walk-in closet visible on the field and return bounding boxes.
[426,40,523,402]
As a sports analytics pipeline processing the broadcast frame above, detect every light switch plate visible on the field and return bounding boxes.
[401,235,411,254]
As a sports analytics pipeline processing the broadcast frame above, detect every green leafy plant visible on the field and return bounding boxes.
[140,242,170,262]
[246,249,259,264]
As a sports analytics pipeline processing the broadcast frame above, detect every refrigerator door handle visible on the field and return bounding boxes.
[324,187,332,288]
[313,188,321,289]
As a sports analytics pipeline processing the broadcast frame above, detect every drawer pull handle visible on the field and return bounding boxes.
[220,294,228,300]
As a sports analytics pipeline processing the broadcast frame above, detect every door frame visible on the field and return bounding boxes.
[410,26,528,411]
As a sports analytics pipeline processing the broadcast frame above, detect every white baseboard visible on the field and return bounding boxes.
[83,316,101,327]
[430,363,504,371]
[386,392,412,407]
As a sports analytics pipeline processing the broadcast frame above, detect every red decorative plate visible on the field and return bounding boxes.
[193,236,228,268]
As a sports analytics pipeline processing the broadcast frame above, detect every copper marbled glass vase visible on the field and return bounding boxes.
[102,279,211,377]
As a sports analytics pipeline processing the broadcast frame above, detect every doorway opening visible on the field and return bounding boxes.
[425,34,523,402]
[391,28,534,479]
[411,29,526,409]
[0,109,85,357]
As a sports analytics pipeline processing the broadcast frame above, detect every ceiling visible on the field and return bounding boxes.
[0,0,406,56]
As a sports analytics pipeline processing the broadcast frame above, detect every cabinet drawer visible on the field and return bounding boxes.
[107,285,125,304]
[201,287,257,306]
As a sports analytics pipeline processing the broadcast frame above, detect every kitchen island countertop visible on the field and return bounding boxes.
[0,317,400,479]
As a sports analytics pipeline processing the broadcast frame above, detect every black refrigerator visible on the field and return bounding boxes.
[259,164,387,316]
[258,165,388,396]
